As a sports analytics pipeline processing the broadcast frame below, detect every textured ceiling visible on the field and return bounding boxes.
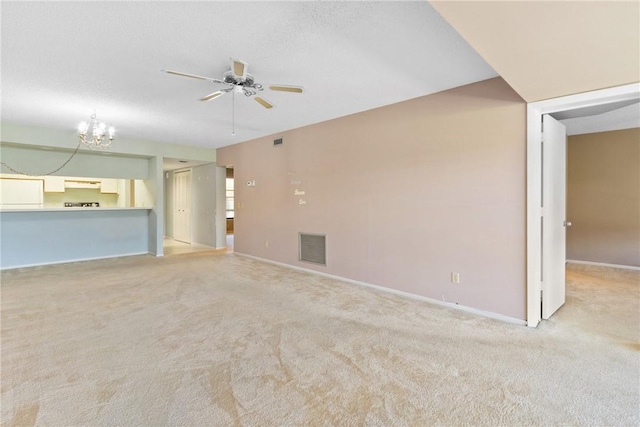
[1,1,497,149]
[431,1,640,102]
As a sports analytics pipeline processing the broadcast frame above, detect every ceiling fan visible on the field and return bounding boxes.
[161,58,303,109]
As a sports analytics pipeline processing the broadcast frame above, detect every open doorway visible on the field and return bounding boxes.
[162,158,227,256]
[526,83,640,327]
[564,127,639,269]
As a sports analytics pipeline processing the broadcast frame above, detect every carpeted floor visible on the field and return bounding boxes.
[1,254,638,426]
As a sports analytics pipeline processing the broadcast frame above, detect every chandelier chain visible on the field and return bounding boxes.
[0,141,83,177]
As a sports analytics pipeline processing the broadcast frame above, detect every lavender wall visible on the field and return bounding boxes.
[217,78,527,319]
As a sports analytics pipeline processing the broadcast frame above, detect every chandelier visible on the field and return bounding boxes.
[78,111,115,149]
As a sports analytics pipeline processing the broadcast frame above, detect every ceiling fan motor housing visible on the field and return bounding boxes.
[223,71,262,96]
[223,71,255,87]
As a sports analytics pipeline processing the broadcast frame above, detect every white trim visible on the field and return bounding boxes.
[0,252,150,270]
[526,103,544,328]
[236,252,526,326]
[567,260,640,271]
[526,83,640,328]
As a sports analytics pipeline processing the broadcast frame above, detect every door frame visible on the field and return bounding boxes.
[526,82,640,327]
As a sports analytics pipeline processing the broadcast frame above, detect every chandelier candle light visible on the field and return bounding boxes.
[78,111,115,149]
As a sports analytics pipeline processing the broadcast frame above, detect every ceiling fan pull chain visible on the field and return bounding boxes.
[232,89,236,136]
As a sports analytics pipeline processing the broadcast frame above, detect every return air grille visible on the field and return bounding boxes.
[299,233,326,266]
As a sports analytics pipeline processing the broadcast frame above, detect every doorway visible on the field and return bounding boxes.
[173,169,191,243]
[526,83,640,327]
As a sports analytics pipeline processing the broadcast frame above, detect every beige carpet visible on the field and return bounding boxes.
[1,254,638,426]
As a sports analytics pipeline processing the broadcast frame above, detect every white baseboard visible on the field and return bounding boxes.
[1,252,150,271]
[567,259,640,271]
[235,252,526,326]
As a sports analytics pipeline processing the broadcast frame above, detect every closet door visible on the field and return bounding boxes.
[173,170,192,243]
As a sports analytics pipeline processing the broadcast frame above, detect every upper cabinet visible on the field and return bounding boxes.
[44,177,119,193]
[1,175,126,206]
[0,178,43,207]
[100,179,118,194]
[43,176,65,193]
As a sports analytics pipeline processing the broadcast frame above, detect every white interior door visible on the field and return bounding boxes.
[541,114,567,319]
[173,170,192,243]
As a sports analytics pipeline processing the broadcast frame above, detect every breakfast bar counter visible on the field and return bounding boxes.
[0,207,150,213]
[0,207,151,214]
[0,207,152,269]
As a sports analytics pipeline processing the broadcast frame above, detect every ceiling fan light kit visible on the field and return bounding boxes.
[162,58,303,134]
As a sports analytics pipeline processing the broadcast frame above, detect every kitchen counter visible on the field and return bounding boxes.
[0,207,151,213]
[1,207,152,269]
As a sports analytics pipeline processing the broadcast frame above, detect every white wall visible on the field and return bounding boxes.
[147,157,163,256]
[0,144,150,179]
[191,164,217,247]
[164,172,174,237]
[1,122,216,163]
[215,166,227,248]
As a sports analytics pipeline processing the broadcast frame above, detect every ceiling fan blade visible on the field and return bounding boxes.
[162,69,224,84]
[230,59,248,80]
[254,96,275,109]
[199,91,225,102]
[269,85,304,93]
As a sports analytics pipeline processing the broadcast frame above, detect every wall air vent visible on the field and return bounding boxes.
[274,138,283,146]
[299,233,326,266]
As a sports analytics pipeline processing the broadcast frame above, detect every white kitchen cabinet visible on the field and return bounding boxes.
[100,178,118,194]
[0,178,43,207]
[44,176,65,193]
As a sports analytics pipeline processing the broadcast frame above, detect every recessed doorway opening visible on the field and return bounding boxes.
[526,83,640,327]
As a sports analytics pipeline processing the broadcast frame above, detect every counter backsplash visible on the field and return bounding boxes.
[44,188,119,208]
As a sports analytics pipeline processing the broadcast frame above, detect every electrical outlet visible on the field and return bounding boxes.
[451,272,460,284]
[265,240,269,248]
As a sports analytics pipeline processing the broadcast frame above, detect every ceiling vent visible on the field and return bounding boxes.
[299,233,326,266]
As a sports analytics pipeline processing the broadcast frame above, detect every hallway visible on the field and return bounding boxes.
[163,234,234,256]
